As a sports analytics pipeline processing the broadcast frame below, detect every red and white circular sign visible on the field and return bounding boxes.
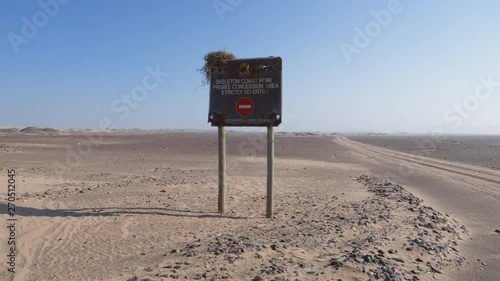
[235,97,254,115]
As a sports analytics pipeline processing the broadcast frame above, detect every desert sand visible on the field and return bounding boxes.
[0,130,498,281]
[348,134,500,171]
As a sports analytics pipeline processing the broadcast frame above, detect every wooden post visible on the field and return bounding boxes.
[218,126,226,214]
[266,126,274,218]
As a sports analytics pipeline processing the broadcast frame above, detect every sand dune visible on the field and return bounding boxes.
[19,127,60,135]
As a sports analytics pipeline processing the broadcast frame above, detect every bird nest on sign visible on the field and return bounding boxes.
[199,50,236,86]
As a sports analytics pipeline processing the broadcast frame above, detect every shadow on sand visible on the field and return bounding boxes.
[0,203,252,220]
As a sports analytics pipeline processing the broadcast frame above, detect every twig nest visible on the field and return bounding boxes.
[199,50,236,86]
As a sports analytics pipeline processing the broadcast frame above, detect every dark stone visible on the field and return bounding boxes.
[252,275,264,281]
[391,257,405,263]
[430,265,442,274]
[426,222,436,229]
[362,255,373,263]
[329,258,344,269]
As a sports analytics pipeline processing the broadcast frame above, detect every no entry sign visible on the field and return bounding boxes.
[209,56,281,219]
[208,57,282,127]
[236,97,254,115]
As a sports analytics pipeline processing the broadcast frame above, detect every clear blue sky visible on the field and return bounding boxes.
[1,0,499,133]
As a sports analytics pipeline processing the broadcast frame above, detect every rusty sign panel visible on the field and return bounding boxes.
[209,57,282,127]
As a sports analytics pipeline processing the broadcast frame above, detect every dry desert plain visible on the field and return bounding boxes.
[0,129,499,281]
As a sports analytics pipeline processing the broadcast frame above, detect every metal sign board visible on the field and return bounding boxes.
[208,57,282,127]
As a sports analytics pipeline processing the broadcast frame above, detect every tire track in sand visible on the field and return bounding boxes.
[13,202,105,281]
[14,217,66,281]
[336,136,500,198]
[44,216,101,268]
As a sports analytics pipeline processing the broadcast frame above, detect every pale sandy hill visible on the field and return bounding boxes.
[20,127,59,134]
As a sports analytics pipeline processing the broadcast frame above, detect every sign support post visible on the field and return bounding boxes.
[266,125,274,219]
[218,126,226,214]
[208,57,282,218]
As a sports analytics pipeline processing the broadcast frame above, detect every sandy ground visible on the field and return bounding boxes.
[340,135,500,281]
[0,131,498,281]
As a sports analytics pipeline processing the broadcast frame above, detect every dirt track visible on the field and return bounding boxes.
[337,136,500,194]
